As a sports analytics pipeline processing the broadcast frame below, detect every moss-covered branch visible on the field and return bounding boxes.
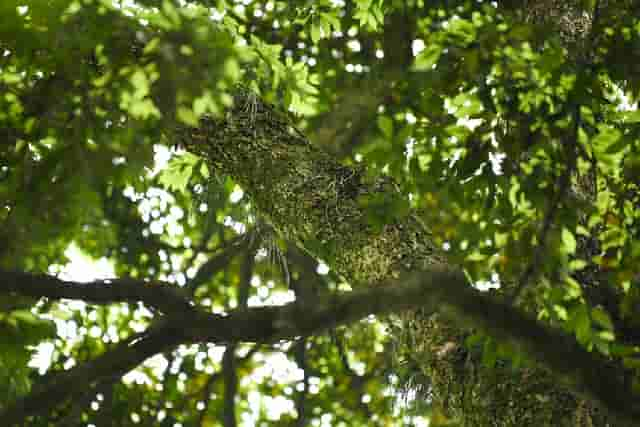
[175,88,444,286]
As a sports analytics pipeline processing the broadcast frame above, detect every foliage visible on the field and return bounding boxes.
[1,0,640,426]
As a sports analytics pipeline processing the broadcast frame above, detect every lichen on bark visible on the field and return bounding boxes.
[520,0,593,46]
[398,310,611,426]
[175,88,444,286]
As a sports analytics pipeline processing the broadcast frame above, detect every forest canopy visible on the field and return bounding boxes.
[1,0,640,426]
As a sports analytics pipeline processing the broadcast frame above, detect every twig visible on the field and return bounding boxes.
[510,104,581,303]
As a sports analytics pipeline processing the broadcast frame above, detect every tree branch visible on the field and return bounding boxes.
[222,343,238,427]
[0,270,194,315]
[2,319,185,425]
[222,251,253,427]
[185,233,248,293]
[510,104,581,302]
[293,338,308,427]
[182,267,639,424]
[4,267,639,424]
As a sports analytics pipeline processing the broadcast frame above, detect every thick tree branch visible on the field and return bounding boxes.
[4,267,639,424]
[0,270,194,315]
[183,268,637,424]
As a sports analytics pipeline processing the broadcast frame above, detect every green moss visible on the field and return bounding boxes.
[397,312,610,426]
[176,91,442,285]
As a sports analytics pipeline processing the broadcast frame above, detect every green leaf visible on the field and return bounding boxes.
[377,116,393,139]
[568,259,587,271]
[322,12,341,32]
[593,336,611,355]
[561,228,577,254]
[482,339,497,368]
[619,109,640,123]
[193,91,219,117]
[200,162,210,179]
[465,251,487,262]
[161,0,182,27]
[465,332,484,347]
[591,307,614,331]
[413,45,442,71]
[158,153,200,193]
[573,306,592,345]
[177,106,199,126]
[311,21,321,44]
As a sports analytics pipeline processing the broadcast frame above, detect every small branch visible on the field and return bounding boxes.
[185,233,248,294]
[294,338,308,427]
[288,257,312,427]
[222,344,238,427]
[56,374,119,427]
[286,244,326,304]
[237,249,254,309]
[511,105,581,302]
[94,375,117,425]
[332,331,374,417]
[196,371,222,427]
[196,345,259,427]
[153,351,176,418]
[0,270,194,315]
[509,170,570,302]
[223,251,253,427]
